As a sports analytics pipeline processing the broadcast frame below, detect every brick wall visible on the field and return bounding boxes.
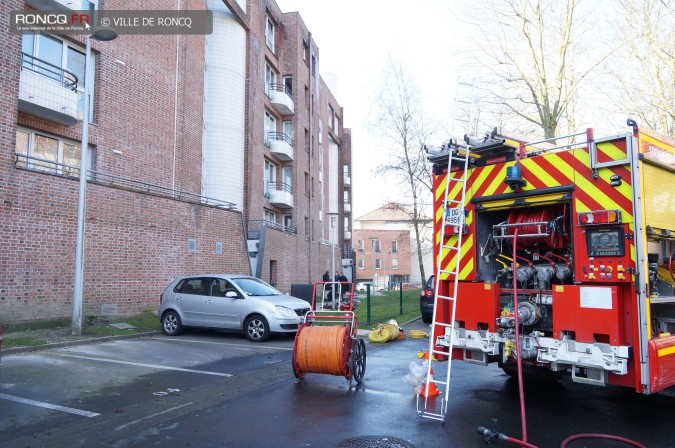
[0,0,249,324]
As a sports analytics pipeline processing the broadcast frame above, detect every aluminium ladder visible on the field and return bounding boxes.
[416,143,471,421]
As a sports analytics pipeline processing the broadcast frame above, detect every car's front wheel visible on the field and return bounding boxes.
[161,310,183,336]
[245,314,270,342]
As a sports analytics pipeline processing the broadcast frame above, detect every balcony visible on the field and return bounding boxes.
[344,201,351,213]
[267,181,294,208]
[269,83,294,115]
[344,230,352,240]
[19,53,79,126]
[268,132,294,161]
[24,0,72,11]
[343,173,351,187]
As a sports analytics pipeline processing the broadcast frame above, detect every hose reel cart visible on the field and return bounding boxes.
[292,281,366,385]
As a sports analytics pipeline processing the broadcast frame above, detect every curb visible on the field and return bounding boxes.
[2,331,161,356]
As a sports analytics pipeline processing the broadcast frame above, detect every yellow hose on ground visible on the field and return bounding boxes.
[408,330,428,339]
[368,326,392,343]
[368,323,401,342]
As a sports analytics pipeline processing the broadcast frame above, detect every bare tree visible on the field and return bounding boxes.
[370,58,437,283]
[614,0,675,136]
[467,0,605,138]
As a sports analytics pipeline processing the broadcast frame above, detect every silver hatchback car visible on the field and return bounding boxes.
[159,275,310,342]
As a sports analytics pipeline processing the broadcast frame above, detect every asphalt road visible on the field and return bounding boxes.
[1,320,673,448]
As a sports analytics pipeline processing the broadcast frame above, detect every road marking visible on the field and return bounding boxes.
[52,353,233,377]
[114,402,193,431]
[148,337,294,351]
[0,393,100,417]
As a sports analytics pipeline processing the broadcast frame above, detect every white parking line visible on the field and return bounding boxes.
[0,393,100,417]
[114,402,193,431]
[148,337,294,351]
[52,353,233,377]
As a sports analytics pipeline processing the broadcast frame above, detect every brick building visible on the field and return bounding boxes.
[353,203,433,289]
[0,0,352,323]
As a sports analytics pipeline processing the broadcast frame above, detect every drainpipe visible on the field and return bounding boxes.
[307,31,312,283]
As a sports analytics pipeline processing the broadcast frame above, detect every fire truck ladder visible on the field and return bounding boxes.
[417,143,471,422]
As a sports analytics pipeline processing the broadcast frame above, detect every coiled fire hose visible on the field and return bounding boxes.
[368,323,400,343]
[294,325,349,376]
[408,330,429,339]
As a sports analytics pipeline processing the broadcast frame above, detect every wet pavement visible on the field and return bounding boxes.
[1,318,673,447]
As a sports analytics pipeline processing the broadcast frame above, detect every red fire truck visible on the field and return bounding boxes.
[426,120,675,394]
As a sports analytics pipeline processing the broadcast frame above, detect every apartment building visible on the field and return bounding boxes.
[0,0,352,323]
[354,203,433,288]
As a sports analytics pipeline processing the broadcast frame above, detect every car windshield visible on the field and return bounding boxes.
[425,276,434,289]
[231,277,282,296]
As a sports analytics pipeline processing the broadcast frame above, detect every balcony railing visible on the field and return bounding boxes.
[269,83,294,115]
[14,153,237,210]
[19,52,80,125]
[266,181,294,208]
[268,132,294,161]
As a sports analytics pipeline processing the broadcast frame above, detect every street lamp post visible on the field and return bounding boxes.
[72,29,118,335]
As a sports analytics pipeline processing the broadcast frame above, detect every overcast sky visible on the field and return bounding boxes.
[275,0,470,220]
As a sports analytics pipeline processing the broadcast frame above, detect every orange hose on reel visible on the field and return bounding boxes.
[295,325,350,376]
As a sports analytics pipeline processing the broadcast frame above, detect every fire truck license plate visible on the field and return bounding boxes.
[446,207,464,225]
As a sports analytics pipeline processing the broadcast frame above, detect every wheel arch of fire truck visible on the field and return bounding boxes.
[426,119,675,394]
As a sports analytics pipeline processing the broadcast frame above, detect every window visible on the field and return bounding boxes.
[343,165,349,177]
[282,166,292,189]
[265,63,277,96]
[264,159,277,195]
[304,129,310,153]
[283,76,293,97]
[392,258,399,270]
[283,121,293,142]
[175,278,206,295]
[304,172,310,196]
[304,217,310,241]
[311,176,314,198]
[376,259,381,269]
[392,240,398,254]
[264,110,276,145]
[303,39,309,63]
[311,219,315,241]
[304,85,309,109]
[265,16,275,52]
[15,128,90,177]
[311,55,316,77]
[264,208,277,224]
[22,33,93,122]
[358,259,364,269]
[373,239,381,253]
[283,214,292,229]
[209,278,235,297]
[358,240,364,252]
[328,104,335,129]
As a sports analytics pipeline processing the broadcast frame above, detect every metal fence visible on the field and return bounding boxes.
[354,284,422,327]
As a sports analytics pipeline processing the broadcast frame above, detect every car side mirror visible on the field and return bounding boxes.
[225,291,238,298]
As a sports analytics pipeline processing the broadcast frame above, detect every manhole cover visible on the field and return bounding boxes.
[336,436,415,448]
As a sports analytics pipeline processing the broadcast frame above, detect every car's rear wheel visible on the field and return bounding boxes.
[245,314,270,342]
[161,310,183,336]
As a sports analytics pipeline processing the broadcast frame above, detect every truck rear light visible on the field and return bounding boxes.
[578,210,621,226]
